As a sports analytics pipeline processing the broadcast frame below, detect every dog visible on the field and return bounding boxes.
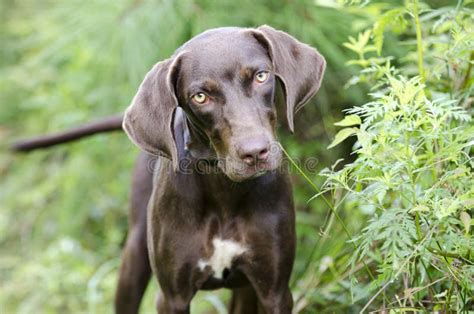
[12,25,325,313]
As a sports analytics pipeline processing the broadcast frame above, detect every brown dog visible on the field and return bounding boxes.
[12,25,325,313]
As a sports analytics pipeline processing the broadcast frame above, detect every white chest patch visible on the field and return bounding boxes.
[198,238,247,279]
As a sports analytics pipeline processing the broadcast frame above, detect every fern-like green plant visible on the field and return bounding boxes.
[320,0,473,312]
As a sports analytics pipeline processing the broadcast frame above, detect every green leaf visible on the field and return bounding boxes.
[461,198,474,208]
[342,30,371,54]
[435,199,461,220]
[460,212,471,234]
[357,129,371,149]
[409,205,429,213]
[373,8,406,55]
[334,115,362,127]
[327,128,358,149]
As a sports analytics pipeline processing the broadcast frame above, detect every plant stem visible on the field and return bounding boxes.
[280,146,351,240]
[412,0,426,83]
[415,212,422,240]
[446,280,455,313]
[460,51,474,90]
[427,247,472,263]
[280,145,377,284]
[361,230,433,313]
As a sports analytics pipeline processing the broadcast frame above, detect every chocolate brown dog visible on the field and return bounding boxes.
[12,25,325,313]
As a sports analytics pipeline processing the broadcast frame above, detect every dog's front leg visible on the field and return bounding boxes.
[243,264,293,314]
[149,247,196,314]
[147,207,198,313]
[239,201,296,314]
[258,287,293,314]
[156,293,191,314]
[148,237,196,314]
[241,230,295,313]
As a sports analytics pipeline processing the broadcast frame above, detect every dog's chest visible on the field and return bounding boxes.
[197,237,247,279]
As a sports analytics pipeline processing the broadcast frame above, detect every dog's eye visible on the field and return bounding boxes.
[192,93,208,104]
[255,71,269,83]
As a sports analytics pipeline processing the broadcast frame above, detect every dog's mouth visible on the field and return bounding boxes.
[241,162,273,179]
[222,155,282,182]
[225,167,270,182]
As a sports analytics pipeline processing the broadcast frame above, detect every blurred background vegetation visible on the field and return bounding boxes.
[0,0,470,313]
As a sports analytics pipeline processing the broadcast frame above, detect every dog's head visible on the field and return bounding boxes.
[123,25,325,182]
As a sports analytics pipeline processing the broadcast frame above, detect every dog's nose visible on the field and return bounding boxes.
[238,138,270,166]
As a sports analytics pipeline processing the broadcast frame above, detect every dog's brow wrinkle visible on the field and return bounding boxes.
[223,70,234,82]
[189,80,220,95]
[239,67,253,80]
[202,80,220,93]
[197,238,247,279]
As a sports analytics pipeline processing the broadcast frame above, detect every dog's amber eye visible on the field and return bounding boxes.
[192,93,208,104]
[255,71,269,83]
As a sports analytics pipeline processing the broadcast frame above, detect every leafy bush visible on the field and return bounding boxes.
[318,0,473,311]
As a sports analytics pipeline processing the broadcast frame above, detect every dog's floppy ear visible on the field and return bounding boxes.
[123,53,184,169]
[251,25,326,132]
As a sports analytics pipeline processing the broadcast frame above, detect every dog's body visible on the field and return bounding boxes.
[118,151,295,313]
[12,26,325,313]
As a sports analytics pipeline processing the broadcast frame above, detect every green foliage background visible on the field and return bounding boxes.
[0,0,471,313]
